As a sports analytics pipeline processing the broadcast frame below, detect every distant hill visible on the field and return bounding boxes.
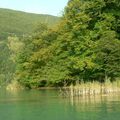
[0,8,60,39]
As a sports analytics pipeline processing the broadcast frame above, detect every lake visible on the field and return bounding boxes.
[0,89,120,120]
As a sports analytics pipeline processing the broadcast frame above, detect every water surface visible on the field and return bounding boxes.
[0,89,120,120]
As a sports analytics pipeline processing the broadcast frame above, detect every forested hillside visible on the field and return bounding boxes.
[11,0,120,88]
[0,0,120,88]
[0,8,60,39]
[0,8,59,86]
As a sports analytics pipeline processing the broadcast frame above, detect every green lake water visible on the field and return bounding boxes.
[0,89,120,120]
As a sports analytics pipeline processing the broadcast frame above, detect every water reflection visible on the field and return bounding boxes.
[68,94,120,105]
[64,94,120,120]
[0,89,120,120]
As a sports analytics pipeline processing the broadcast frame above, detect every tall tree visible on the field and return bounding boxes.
[54,0,120,82]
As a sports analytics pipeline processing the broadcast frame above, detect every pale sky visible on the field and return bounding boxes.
[0,0,68,16]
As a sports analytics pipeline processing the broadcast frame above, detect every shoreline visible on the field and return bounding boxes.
[6,80,120,97]
[60,81,120,97]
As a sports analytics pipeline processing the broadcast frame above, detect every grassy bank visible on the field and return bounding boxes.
[6,81,24,91]
[60,80,120,97]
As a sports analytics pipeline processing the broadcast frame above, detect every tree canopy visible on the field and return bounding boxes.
[1,0,120,88]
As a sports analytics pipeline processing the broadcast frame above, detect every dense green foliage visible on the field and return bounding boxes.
[0,8,59,39]
[0,8,59,86]
[0,41,15,85]
[0,0,120,88]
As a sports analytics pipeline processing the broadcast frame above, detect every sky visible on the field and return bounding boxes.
[0,0,68,16]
